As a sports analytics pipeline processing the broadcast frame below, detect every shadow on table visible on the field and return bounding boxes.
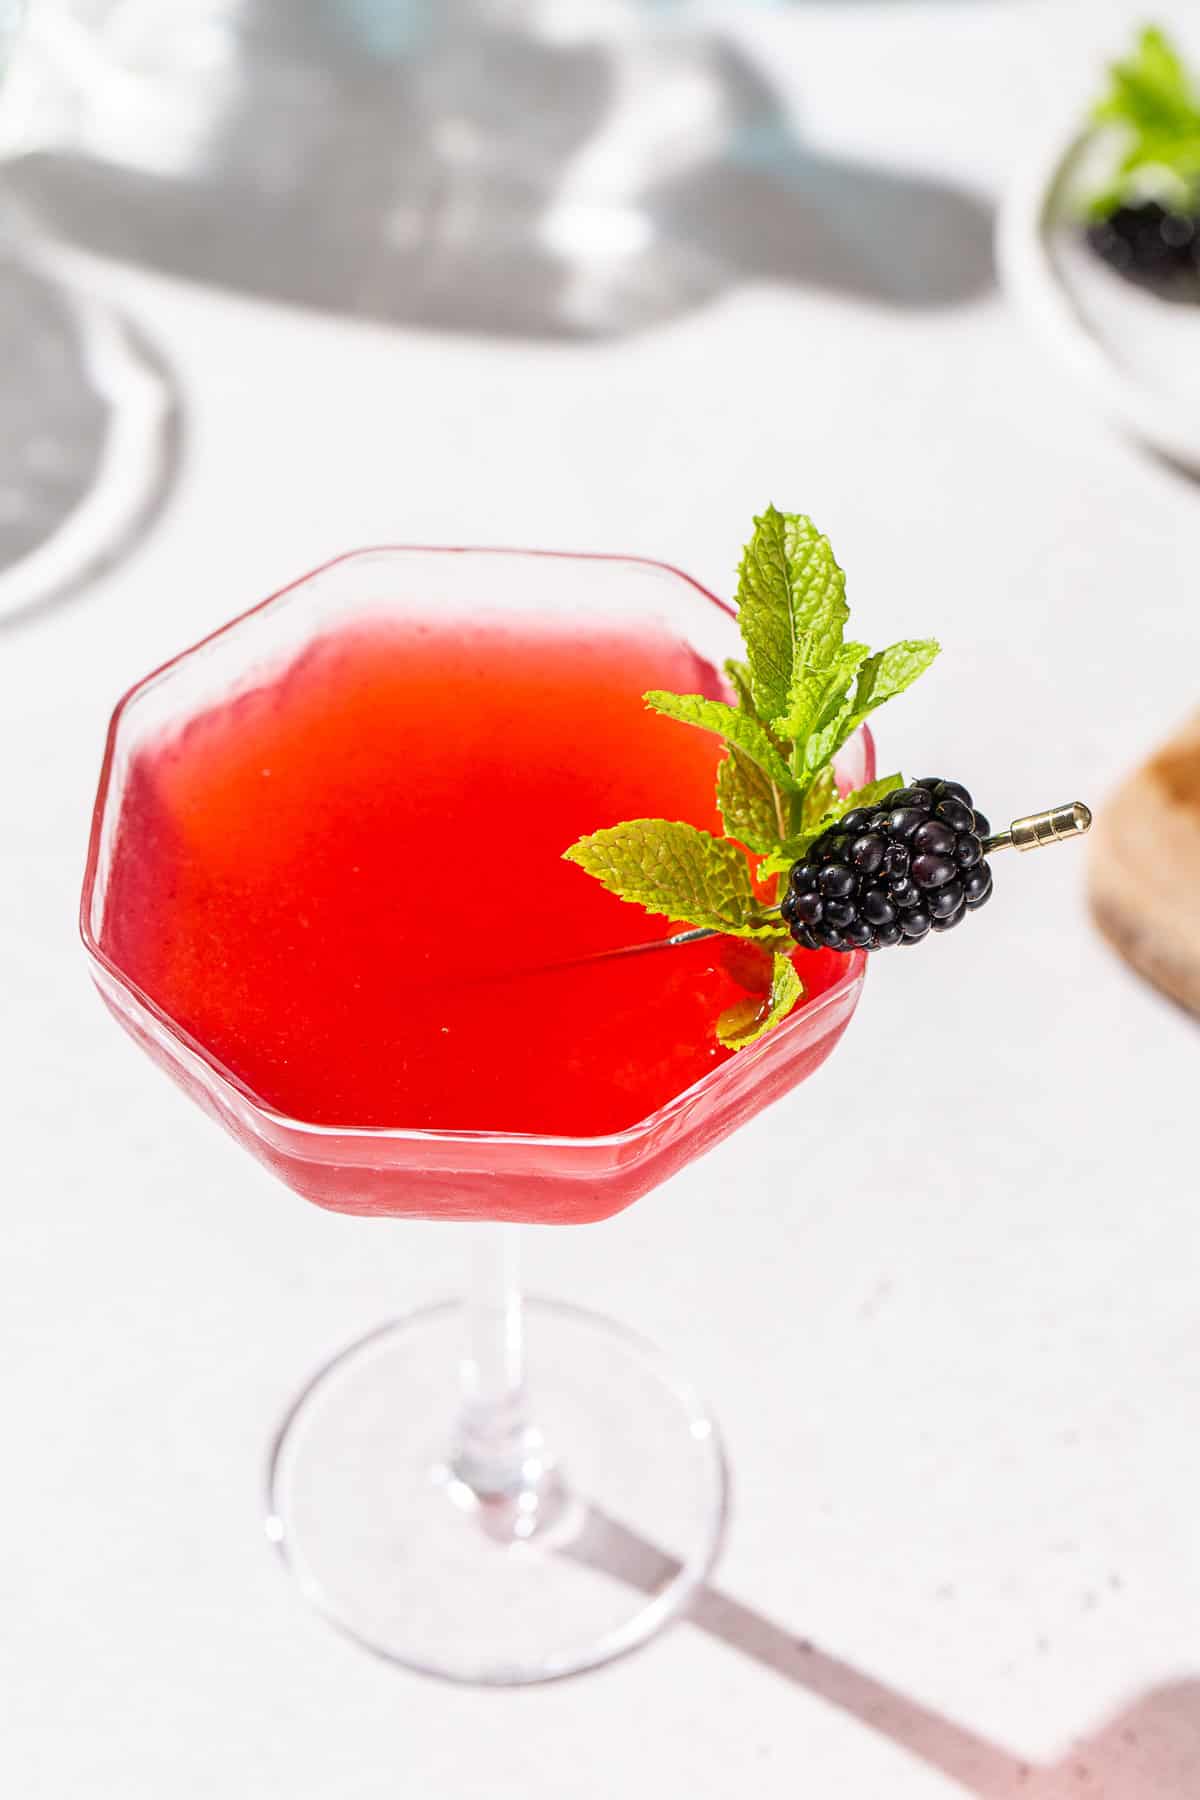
[569,1506,1200,1798]
[4,26,993,341]
[1142,443,1200,493]
[0,234,182,636]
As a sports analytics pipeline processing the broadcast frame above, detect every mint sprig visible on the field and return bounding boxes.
[565,506,939,1048]
[562,819,782,940]
[716,954,802,1051]
[1086,25,1200,219]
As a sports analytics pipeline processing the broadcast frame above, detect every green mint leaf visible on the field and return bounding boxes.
[564,819,777,937]
[734,506,794,723]
[812,639,939,767]
[756,773,905,878]
[1094,26,1199,135]
[851,639,941,720]
[1089,26,1200,214]
[716,748,783,854]
[758,841,815,880]
[793,640,872,773]
[723,658,757,716]
[735,506,848,730]
[644,691,797,791]
[833,772,905,815]
[801,765,837,832]
[716,953,803,1050]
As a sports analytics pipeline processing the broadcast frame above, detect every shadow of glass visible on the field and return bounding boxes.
[649,39,994,311]
[1020,1687,1200,1800]
[4,12,993,340]
[0,234,180,632]
[567,1504,1200,1798]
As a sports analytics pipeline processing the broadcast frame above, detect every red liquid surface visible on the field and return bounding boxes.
[103,619,849,1139]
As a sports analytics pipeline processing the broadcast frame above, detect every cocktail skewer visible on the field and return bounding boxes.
[568,801,1093,969]
[979,802,1092,856]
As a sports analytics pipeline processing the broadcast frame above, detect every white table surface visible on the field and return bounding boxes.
[5,3,1200,1795]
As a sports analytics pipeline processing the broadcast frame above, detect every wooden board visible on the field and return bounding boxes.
[1089,710,1200,1018]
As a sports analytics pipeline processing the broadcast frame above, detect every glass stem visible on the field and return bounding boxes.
[454,1224,544,1499]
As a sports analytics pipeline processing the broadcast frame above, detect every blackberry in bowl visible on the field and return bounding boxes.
[1087,201,1200,296]
[1081,27,1200,300]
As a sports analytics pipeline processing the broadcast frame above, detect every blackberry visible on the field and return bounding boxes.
[1086,202,1200,294]
[783,777,993,955]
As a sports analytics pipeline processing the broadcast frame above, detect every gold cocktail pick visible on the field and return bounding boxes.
[980,801,1092,856]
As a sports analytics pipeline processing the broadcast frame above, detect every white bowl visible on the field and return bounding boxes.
[997,118,1200,474]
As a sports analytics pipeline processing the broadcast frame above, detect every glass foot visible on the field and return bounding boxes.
[0,246,174,623]
[266,1298,728,1685]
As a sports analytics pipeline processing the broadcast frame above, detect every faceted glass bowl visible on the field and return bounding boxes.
[81,547,871,1224]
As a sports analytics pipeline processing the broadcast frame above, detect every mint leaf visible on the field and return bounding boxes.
[564,819,778,937]
[735,506,848,730]
[723,658,757,716]
[716,748,782,853]
[832,772,905,816]
[851,640,941,721]
[801,765,837,832]
[808,639,939,770]
[758,841,815,880]
[644,691,797,791]
[793,640,872,773]
[1089,26,1200,215]
[734,506,795,724]
[717,953,803,1049]
[1095,26,1199,135]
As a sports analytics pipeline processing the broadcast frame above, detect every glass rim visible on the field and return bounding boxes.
[79,544,869,1154]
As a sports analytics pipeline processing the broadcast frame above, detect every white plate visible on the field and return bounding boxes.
[997,119,1200,474]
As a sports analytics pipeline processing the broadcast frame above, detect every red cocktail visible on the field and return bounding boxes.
[82,548,871,1679]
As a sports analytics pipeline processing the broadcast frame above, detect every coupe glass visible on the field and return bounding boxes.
[81,547,871,1684]
[0,1,171,623]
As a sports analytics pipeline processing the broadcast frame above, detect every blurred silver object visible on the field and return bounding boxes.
[0,1,174,625]
[6,0,993,339]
